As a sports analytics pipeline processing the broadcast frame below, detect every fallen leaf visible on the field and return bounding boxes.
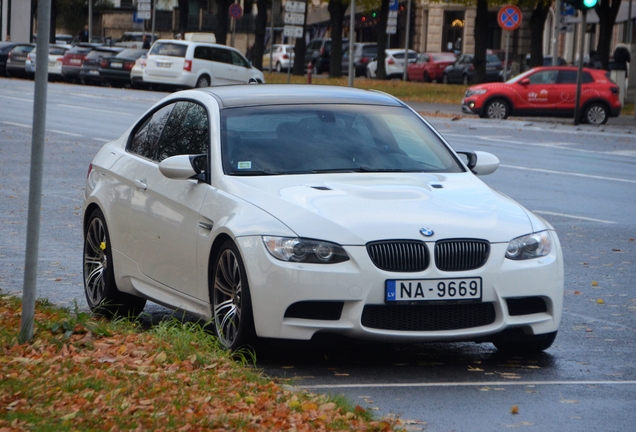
[511,405,519,414]
[597,298,605,304]
[592,281,598,287]
[574,291,581,295]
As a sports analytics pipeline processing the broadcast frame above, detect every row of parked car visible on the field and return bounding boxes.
[1,36,265,90]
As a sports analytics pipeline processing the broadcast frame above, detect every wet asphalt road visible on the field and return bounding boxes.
[1,79,635,431]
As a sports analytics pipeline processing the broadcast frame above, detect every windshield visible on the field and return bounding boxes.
[221,105,464,175]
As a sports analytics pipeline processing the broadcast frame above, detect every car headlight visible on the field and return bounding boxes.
[465,89,487,97]
[262,236,349,264]
[506,231,552,260]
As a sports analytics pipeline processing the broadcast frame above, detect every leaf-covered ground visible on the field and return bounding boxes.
[0,293,403,431]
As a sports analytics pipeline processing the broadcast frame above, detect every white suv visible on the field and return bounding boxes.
[143,40,264,89]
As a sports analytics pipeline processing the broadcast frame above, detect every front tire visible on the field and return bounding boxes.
[493,331,557,353]
[210,241,256,351]
[582,103,609,125]
[83,208,146,318]
[462,74,470,85]
[483,98,510,119]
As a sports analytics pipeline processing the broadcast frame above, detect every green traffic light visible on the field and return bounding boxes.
[582,0,597,8]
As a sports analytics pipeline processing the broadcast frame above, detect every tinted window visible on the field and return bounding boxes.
[211,48,232,64]
[486,54,501,63]
[156,102,209,161]
[230,51,249,67]
[194,46,212,60]
[50,47,68,55]
[221,105,463,175]
[558,70,577,84]
[528,70,558,84]
[150,42,187,58]
[129,104,175,160]
[362,46,377,56]
[117,49,147,58]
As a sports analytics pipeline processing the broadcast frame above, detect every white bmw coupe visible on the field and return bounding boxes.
[83,85,564,352]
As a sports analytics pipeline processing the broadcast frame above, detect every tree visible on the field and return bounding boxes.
[215,0,233,45]
[527,0,552,68]
[375,0,390,79]
[472,0,489,83]
[178,0,189,34]
[328,0,347,77]
[596,0,622,69]
[252,0,268,71]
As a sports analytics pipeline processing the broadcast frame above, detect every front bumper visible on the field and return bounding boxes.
[236,233,564,343]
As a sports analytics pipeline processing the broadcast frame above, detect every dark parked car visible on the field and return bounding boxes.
[442,53,503,85]
[79,46,124,85]
[61,44,102,82]
[305,38,348,75]
[5,43,35,77]
[0,42,21,75]
[99,48,148,87]
[341,42,377,77]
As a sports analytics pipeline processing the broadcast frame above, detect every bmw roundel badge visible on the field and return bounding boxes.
[420,228,434,237]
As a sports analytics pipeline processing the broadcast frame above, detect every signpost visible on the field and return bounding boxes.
[497,5,522,81]
[386,0,398,35]
[229,3,243,47]
[137,0,152,20]
[284,1,306,83]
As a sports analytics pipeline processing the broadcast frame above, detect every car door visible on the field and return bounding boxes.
[410,54,428,81]
[513,69,559,113]
[554,69,580,112]
[209,47,236,84]
[228,50,253,83]
[127,100,210,296]
[448,55,469,83]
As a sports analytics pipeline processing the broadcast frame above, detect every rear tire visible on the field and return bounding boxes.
[195,75,210,88]
[423,71,431,83]
[83,208,146,318]
[210,240,256,351]
[462,74,470,85]
[276,62,282,73]
[582,102,609,125]
[442,73,449,84]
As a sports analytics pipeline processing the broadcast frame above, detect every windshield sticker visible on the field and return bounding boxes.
[237,161,252,169]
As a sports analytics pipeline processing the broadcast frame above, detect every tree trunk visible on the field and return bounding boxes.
[178,0,189,35]
[472,0,489,84]
[252,0,268,71]
[529,1,551,68]
[215,0,232,45]
[596,0,622,69]
[376,0,390,79]
[328,0,346,77]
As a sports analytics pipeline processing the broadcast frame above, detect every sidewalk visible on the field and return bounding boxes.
[406,101,636,127]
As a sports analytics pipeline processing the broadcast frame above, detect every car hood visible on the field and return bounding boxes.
[220,173,534,245]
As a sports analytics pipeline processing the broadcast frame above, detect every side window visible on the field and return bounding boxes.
[211,48,232,64]
[194,46,211,60]
[528,70,558,84]
[558,70,577,84]
[128,103,175,160]
[582,72,594,83]
[156,102,209,162]
[230,51,249,67]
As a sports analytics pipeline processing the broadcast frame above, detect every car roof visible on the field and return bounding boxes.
[188,85,406,109]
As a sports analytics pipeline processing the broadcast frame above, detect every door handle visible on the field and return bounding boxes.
[134,179,147,190]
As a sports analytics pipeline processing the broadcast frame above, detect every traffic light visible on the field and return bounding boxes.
[563,0,598,11]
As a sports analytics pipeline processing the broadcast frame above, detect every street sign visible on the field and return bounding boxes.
[229,3,243,19]
[285,1,306,13]
[284,12,304,25]
[497,5,522,31]
[138,3,151,11]
[137,11,151,20]
[284,25,304,38]
[387,0,398,35]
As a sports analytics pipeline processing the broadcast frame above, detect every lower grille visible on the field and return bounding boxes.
[361,303,496,331]
[284,301,344,321]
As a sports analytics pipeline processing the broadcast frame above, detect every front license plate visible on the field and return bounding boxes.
[89,70,99,75]
[386,277,482,303]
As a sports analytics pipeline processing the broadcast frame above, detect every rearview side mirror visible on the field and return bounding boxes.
[520,78,530,85]
[159,154,207,181]
[456,151,499,176]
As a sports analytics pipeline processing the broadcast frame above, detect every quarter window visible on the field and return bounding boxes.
[128,101,209,162]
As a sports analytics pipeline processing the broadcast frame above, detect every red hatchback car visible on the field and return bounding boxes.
[407,52,457,82]
[462,66,621,125]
